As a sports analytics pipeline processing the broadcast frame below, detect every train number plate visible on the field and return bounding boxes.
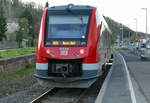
[60,51,68,55]
[60,48,69,56]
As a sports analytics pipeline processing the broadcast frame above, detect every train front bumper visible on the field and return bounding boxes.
[34,62,102,82]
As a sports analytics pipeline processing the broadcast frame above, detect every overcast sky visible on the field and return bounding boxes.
[21,0,150,34]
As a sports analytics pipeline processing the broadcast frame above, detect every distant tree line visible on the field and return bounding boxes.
[14,0,43,47]
[0,0,44,48]
[104,16,136,42]
[0,4,7,41]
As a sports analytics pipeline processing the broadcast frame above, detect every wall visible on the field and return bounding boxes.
[0,54,36,74]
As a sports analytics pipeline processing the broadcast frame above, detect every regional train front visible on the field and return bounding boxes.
[34,5,104,88]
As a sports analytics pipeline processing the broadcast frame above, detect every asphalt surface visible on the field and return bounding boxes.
[97,51,132,103]
[96,49,150,103]
[120,49,150,103]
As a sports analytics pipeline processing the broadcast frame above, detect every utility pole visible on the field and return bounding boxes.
[127,24,130,42]
[133,18,138,40]
[141,8,148,41]
[120,24,124,44]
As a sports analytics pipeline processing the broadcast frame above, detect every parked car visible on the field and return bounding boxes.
[140,43,150,60]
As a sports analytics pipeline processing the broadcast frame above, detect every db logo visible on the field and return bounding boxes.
[60,51,68,55]
[59,48,69,56]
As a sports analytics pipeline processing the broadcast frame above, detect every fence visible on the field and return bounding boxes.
[0,41,18,49]
[0,40,37,49]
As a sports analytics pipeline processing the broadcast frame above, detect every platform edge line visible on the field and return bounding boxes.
[119,53,137,103]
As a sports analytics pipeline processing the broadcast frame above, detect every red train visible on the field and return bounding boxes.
[34,4,113,88]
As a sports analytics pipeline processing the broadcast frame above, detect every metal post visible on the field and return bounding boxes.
[122,24,123,43]
[134,18,138,38]
[146,8,148,40]
[133,18,138,55]
[129,31,130,41]
[120,25,124,46]
[136,19,138,37]
[141,8,148,41]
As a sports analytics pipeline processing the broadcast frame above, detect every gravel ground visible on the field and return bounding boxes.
[0,65,111,103]
[0,76,48,103]
[39,75,108,103]
[0,76,36,98]
[41,88,84,103]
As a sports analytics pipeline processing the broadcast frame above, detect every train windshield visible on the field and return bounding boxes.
[47,15,89,39]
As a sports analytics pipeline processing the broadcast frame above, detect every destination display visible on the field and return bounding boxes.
[45,40,86,46]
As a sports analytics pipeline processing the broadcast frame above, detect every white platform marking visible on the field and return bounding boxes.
[119,53,137,103]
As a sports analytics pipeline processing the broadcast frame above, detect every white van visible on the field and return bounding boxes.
[140,43,150,60]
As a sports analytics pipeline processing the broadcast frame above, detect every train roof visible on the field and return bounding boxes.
[48,4,94,11]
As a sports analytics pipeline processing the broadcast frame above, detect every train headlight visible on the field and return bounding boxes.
[80,49,84,54]
[46,50,50,54]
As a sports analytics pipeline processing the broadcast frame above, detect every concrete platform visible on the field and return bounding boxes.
[95,50,150,103]
[120,50,150,103]
[95,51,134,103]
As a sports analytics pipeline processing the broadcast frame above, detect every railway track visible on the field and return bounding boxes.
[30,62,112,103]
[72,88,89,103]
[30,88,55,103]
[30,87,89,103]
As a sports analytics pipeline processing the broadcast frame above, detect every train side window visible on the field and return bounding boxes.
[102,29,108,49]
[99,24,104,50]
[99,33,103,50]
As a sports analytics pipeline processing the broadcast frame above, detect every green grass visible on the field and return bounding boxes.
[0,66,36,81]
[0,47,36,59]
[113,47,123,50]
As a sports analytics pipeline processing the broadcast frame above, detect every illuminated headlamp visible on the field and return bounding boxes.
[80,49,84,54]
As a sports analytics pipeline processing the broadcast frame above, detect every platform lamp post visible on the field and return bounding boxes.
[141,8,148,41]
[120,24,124,45]
[127,24,131,42]
[133,18,138,41]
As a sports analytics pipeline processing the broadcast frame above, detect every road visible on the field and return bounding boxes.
[120,49,150,103]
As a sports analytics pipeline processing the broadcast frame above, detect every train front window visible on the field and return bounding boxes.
[47,15,89,39]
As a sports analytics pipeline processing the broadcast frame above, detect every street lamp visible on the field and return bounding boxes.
[120,24,123,44]
[141,8,148,40]
[127,24,131,41]
[133,18,138,39]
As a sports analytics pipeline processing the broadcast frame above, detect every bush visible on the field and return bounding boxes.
[0,53,2,58]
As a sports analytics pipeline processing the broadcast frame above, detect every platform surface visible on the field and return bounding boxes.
[95,50,150,103]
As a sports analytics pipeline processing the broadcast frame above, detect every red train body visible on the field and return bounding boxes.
[34,5,112,88]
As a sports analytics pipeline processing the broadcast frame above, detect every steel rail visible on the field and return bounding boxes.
[72,88,89,103]
[30,88,55,103]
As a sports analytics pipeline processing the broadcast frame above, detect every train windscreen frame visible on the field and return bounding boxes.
[45,9,92,47]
